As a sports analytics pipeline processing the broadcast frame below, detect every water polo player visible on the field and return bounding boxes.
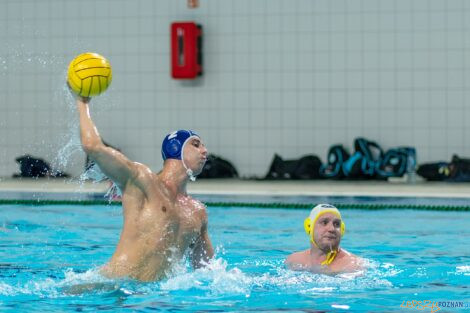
[75,96,213,282]
[285,204,363,274]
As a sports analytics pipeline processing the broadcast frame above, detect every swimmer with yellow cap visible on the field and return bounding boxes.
[285,204,363,274]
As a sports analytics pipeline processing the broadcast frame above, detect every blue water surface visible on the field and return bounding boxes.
[0,203,469,312]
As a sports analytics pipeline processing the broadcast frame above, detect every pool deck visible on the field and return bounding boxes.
[0,177,469,202]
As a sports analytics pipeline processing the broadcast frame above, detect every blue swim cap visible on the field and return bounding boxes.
[161,130,200,161]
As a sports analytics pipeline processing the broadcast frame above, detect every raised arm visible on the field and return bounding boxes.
[76,97,142,190]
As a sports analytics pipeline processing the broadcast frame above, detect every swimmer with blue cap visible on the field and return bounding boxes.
[74,95,213,282]
[285,204,363,274]
[161,129,205,181]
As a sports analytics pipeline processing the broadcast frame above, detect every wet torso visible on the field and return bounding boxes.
[101,174,207,281]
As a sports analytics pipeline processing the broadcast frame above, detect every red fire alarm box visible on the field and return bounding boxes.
[171,22,202,79]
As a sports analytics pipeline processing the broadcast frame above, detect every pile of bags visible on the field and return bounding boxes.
[319,137,416,180]
[265,137,416,180]
[264,137,470,182]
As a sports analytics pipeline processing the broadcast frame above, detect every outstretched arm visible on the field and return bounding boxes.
[76,97,142,190]
[191,222,214,269]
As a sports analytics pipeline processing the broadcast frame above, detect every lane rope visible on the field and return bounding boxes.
[0,199,469,211]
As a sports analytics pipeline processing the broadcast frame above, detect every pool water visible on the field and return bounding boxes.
[0,203,469,312]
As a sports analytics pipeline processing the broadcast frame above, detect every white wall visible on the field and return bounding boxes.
[0,0,469,178]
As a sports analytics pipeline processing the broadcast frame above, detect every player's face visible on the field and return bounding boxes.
[313,213,342,250]
[183,137,208,175]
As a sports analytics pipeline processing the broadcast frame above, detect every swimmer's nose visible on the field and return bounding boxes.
[326,222,336,232]
[201,145,208,157]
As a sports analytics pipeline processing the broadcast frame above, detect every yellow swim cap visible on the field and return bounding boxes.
[303,204,346,266]
[303,204,346,244]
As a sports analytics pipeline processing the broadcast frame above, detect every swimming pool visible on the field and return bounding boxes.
[1,201,469,312]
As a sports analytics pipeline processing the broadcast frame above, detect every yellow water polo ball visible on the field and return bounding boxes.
[67,52,112,97]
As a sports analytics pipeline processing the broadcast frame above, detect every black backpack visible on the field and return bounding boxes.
[342,138,383,179]
[320,145,350,179]
[15,155,51,178]
[376,147,416,178]
[13,155,70,178]
[265,154,322,180]
[418,155,470,182]
[417,162,450,181]
[199,154,238,178]
[448,155,470,182]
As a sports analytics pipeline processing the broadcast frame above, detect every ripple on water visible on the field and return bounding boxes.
[455,265,470,276]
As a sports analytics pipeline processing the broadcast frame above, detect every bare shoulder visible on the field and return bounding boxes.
[190,197,208,219]
[285,250,308,266]
[132,162,153,179]
[343,249,363,263]
[129,162,158,189]
[335,249,365,272]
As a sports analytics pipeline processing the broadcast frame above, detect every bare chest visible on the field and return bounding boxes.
[172,200,205,242]
[139,197,204,240]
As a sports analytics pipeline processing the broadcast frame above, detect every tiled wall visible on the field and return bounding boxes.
[0,0,469,178]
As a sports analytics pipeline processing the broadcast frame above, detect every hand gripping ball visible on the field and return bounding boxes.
[67,52,112,97]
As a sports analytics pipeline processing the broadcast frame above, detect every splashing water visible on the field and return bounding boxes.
[455,265,470,276]
[54,127,81,170]
[78,163,121,200]
[79,163,106,182]
[0,267,113,298]
[161,257,252,295]
[1,42,82,177]
[1,38,107,179]
[0,256,394,301]
[52,68,116,182]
